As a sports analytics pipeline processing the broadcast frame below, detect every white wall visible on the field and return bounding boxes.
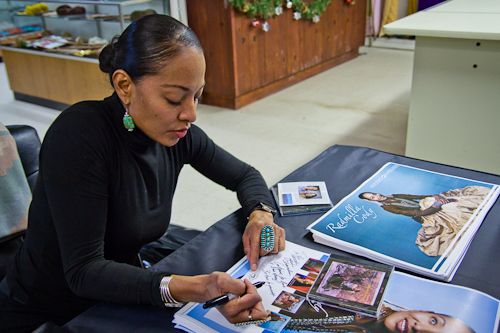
[169,0,188,24]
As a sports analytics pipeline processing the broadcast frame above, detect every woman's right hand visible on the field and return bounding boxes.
[169,272,268,324]
[216,278,268,324]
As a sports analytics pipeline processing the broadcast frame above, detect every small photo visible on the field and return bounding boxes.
[288,272,318,293]
[316,261,386,306]
[258,311,291,332]
[272,291,305,313]
[298,185,322,199]
[301,258,325,273]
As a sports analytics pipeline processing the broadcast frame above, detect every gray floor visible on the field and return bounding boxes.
[0,44,414,231]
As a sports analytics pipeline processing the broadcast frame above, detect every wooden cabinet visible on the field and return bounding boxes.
[187,0,366,109]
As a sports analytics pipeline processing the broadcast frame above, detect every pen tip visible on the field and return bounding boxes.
[254,281,265,288]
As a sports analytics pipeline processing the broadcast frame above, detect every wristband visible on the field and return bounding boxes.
[247,202,277,220]
[159,276,184,308]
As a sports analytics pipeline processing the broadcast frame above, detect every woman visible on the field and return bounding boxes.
[283,301,475,332]
[0,14,285,332]
[358,186,490,256]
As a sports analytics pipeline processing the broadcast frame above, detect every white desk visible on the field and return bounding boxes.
[384,0,500,174]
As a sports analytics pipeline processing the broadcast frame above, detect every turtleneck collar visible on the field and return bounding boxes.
[105,93,157,151]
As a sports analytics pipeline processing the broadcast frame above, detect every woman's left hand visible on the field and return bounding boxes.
[243,210,286,271]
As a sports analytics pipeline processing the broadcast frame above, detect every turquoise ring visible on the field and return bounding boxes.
[260,225,275,252]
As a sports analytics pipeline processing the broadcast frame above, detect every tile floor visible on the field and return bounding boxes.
[0,43,414,231]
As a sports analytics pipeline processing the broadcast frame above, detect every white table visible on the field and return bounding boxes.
[384,0,500,174]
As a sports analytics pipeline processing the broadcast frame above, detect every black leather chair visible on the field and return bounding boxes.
[6,125,41,192]
[0,125,41,279]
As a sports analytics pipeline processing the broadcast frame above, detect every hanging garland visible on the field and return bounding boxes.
[228,0,353,32]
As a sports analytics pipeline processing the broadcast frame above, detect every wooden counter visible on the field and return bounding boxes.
[2,47,113,110]
[187,0,366,109]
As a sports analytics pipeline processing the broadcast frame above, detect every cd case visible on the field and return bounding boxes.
[307,255,394,317]
[271,184,333,217]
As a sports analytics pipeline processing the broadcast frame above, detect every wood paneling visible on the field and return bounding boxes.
[2,50,112,107]
[187,0,366,109]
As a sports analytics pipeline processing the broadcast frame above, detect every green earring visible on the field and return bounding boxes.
[123,109,135,132]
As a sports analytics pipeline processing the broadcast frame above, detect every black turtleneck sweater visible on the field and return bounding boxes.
[4,94,273,318]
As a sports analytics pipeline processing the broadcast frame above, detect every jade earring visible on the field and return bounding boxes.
[123,107,135,132]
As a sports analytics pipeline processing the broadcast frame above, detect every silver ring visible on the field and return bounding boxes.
[248,314,253,321]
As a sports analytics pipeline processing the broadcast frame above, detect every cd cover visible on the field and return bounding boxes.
[307,255,393,317]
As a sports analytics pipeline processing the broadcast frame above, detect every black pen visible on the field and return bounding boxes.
[202,281,266,309]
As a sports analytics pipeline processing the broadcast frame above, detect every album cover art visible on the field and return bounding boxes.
[308,255,393,317]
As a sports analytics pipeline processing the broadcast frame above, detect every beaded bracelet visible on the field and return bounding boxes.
[234,315,271,327]
[159,276,184,308]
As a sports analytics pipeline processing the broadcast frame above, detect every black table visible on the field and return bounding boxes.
[64,145,500,332]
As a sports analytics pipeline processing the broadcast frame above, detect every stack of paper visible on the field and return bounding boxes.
[307,162,500,281]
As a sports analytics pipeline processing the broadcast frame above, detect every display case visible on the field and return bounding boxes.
[2,0,166,43]
[0,0,168,108]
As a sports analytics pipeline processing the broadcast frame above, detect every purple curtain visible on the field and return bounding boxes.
[418,0,446,11]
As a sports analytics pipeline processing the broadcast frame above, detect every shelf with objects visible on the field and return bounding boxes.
[0,0,168,109]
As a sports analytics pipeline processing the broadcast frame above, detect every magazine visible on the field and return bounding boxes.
[173,241,500,333]
[271,182,333,217]
[307,255,393,317]
[307,162,500,281]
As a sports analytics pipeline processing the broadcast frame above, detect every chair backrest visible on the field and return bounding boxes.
[0,125,40,242]
[5,125,41,191]
[0,124,40,279]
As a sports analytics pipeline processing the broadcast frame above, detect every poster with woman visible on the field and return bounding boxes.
[379,271,500,333]
[307,162,500,281]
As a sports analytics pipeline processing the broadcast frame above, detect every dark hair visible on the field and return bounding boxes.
[358,192,370,200]
[99,14,203,86]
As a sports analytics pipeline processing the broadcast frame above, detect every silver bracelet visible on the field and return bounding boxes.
[159,276,184,308]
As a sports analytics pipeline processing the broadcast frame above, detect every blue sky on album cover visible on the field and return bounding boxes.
[311,163,495,269]
[385,272,499,333]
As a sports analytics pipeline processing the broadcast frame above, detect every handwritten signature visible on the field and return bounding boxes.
[249,252,307,297]
[325,204,377,233]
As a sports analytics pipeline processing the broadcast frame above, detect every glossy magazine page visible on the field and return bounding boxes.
[307,162,500,280]
[380,271,500,333]
[173,241,500,333]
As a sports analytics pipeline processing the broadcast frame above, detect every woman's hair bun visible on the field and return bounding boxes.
[98,38,117,74]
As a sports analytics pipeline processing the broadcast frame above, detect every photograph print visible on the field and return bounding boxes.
[299,185,322,199]
[288,272,318,294]
[301,258,325,274]
[272,290,306,314]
